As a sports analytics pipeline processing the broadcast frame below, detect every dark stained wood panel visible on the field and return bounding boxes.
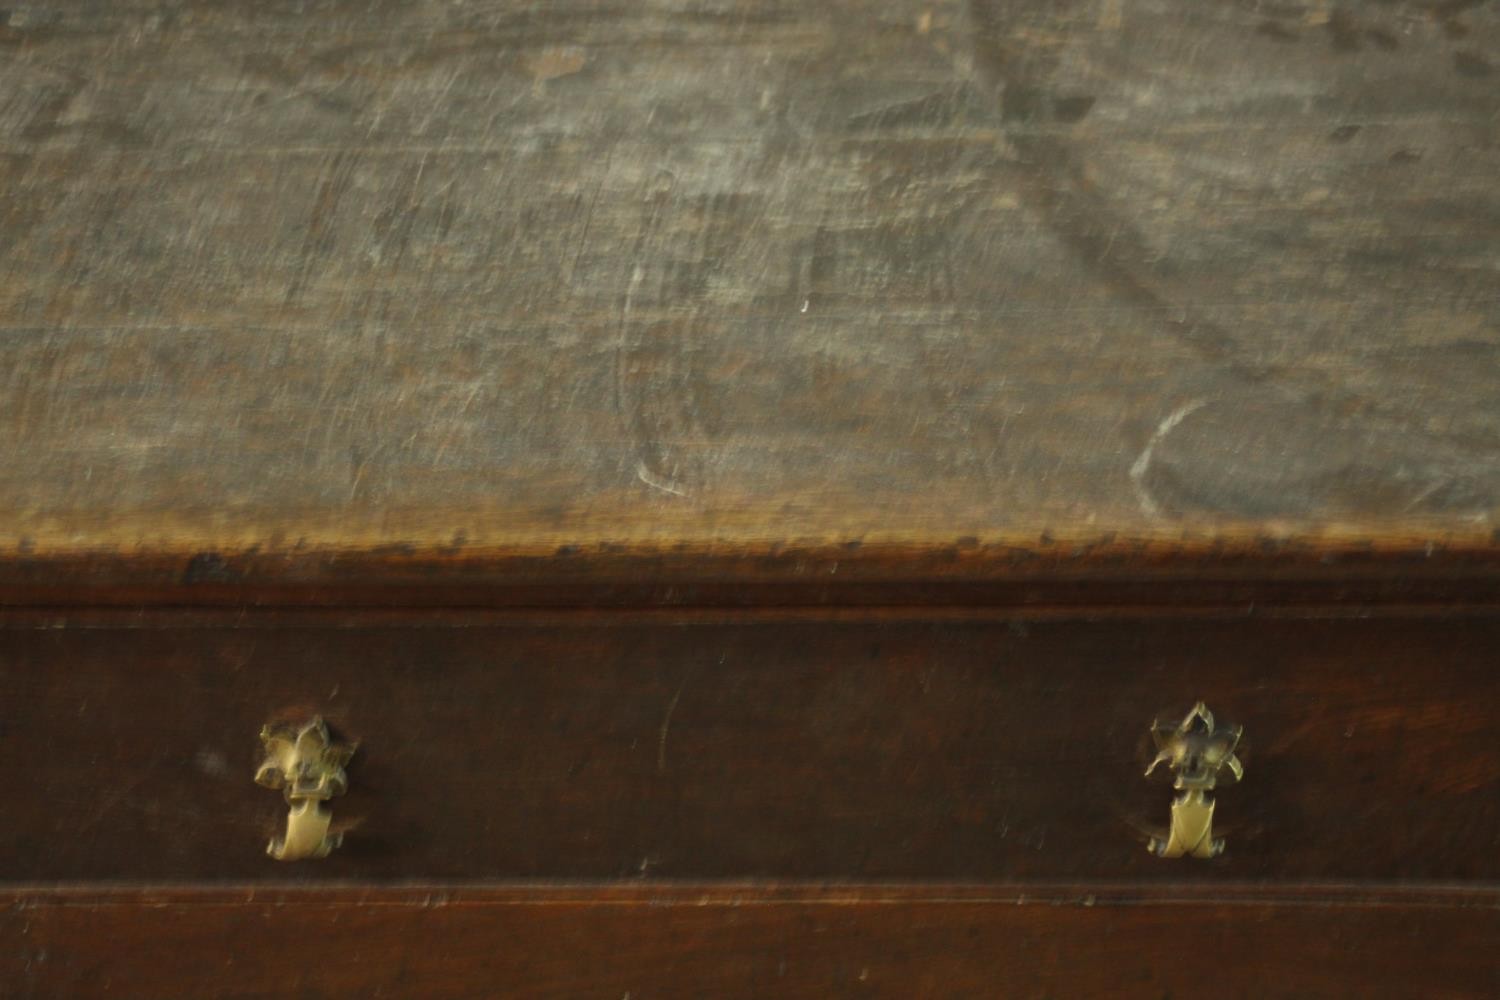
[6,885,1499,999]
[1,0,1497,571]
[5,610,1497,882]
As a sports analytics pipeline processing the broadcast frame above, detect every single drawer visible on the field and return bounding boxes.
[4,609,1497,882]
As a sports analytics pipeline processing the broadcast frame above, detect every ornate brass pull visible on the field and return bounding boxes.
[1144,702,1243,858]
[254,717,356,861]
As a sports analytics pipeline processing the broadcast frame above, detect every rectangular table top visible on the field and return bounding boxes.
[2,0,1497,576]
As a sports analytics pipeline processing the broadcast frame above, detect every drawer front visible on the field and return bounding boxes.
[3,611,1497,881]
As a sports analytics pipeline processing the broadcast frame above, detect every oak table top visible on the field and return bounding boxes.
[2,0,1497,585]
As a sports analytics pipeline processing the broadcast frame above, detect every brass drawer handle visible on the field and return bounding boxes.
[254,717,356,861]
[1144,702,1243,858]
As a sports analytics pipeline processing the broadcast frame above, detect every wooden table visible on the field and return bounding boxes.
[3,1,1498,995]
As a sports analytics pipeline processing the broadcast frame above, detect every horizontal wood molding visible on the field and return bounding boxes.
[5,545,1500,608]
[6,884,1499,998]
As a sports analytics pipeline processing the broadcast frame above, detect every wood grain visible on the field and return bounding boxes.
[4,7,1496,994]
[4,609,1497,882]
[1,0,1497,572]
[5,885,1499,999]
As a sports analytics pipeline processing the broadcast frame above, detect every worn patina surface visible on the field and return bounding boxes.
[1,0,1496,564]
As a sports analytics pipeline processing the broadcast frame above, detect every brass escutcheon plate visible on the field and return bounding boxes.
[254,716,356,861]
[1144,702,1243,859]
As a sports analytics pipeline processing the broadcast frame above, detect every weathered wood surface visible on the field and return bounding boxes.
[2,0,1498,569]
[6,885,1500,999]
[6,609,1498,882]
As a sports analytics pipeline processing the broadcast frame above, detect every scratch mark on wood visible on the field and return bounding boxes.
[638,461,689,499]
[657,671,692,773]
[430,382,485,470]
[1131,400,1208,519]
[286,151,357,303]
[568,139,617,289]
[614,172,699,500]
[415,70,461,137]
